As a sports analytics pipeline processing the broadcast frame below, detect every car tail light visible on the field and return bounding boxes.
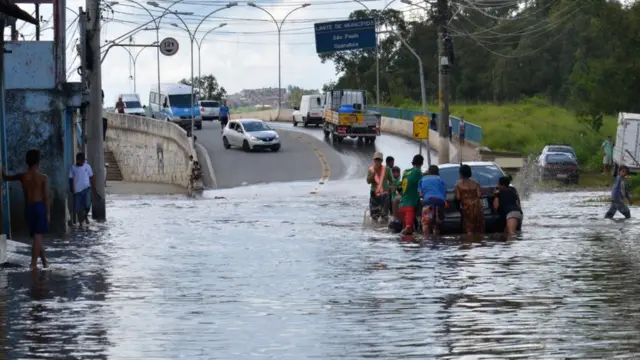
[200,107,204,112]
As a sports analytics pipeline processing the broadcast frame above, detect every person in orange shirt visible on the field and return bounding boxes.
[366,152,394,223]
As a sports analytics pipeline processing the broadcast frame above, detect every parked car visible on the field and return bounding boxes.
[537,152,579,183]
[199,100,220,121]
[222,119,281,152]
[292,94,324,127]
[424,162,510,234]
[540,144,577,161]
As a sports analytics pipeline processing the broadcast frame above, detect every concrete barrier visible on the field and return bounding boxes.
[232,109,481,163]
[104,112,202,190]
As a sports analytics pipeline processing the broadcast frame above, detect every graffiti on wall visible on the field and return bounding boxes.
[157,143,164,175]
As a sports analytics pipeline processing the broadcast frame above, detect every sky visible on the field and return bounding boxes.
[11,0,417,105]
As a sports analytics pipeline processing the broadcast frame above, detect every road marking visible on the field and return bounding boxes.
[291,133,331,194]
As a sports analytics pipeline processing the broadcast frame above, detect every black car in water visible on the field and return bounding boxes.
[433,162,508,234]
[537,152,579,184]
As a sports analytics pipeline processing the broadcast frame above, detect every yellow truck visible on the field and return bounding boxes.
[321,89,381,144]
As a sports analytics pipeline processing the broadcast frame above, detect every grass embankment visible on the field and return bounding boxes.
[387,98,618,189]
[232,106,272,114]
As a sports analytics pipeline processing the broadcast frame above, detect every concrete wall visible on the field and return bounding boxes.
[104,112,199,189]
[3,42,71,237]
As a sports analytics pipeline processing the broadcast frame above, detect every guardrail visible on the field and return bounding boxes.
[368,106,483,144]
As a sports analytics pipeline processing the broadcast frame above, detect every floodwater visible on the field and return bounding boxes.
[2,179,640,359]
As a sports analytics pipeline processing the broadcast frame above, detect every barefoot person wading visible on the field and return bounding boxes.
[2,149,50,270]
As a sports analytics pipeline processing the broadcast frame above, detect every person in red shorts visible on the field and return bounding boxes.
[398,154,424,235]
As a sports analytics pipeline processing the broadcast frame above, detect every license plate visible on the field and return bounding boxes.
[557,174,568,179]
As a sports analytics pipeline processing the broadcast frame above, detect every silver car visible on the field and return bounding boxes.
[222,119,281,152]
[198,100,220,120]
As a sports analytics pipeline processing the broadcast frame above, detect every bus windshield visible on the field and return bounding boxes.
[169,94,197,108]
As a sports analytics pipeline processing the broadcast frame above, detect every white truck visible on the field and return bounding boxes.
[613,112,640,173]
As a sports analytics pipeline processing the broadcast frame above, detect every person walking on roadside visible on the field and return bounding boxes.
[398,154,424,236]
[115,96,125,114]
[366,152,394,224]
[69,153,97,226]
[448,117,453,139]
[459,118,466,145]
[602,136,613,175]
[493,176,523,235]
[419,165,447,240]
[605,165,632,219]
[455,164,484,237]
[2,149,49,270]
[219,100,230,133]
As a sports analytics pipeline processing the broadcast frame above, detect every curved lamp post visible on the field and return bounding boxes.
[247,2,310,120]
[150,2,237,135]
[109,0,187,108]
[120,41,159,92]
[352,0,397,106]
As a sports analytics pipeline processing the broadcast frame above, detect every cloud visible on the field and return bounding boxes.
[14,0,409,104]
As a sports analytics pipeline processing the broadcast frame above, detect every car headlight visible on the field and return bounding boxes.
[274,134,279,139]
[250,136,259,141]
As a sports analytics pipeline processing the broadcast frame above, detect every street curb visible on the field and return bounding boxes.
[195,142,217,188]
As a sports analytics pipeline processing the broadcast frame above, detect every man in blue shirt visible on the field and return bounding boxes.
[418,165,447,239]
[219,100,230,133]
[605,165,632,219]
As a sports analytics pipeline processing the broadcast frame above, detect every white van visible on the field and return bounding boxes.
[613,112,640,172]
[292,94,324,127]
[116,93,145,116]
[148,83,202,130]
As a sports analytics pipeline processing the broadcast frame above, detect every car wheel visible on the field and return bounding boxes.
[293,117,298,126]
[223,136,231,149]
[243,140,251,152]
[303,117,308,127]
[271,145,280,152]
[196,124,202,130]
[324,129,330,138]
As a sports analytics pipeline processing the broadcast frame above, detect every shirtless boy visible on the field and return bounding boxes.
[3,149,49,270]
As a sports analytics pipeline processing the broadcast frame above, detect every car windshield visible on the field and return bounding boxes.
[201,101,219,107]
[548,146,575,156]
[242,121,270,132]
[546,153,576,164]
[169,94,196,108]
[125,101,142,108]
[439,165,505,190]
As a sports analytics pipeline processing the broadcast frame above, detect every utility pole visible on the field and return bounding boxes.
[437,0,450,164]
[78,7,87,154]
[85,0,106,220]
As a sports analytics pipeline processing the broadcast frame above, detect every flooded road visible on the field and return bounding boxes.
[2,180,640,358]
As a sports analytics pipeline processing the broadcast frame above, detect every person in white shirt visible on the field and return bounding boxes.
[69,152,96,225]
[448,117,453,139]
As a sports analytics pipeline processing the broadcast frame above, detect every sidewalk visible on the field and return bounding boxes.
[106,181,187,195]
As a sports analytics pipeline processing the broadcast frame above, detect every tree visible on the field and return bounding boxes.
[287,85,320,107]
[179,74,227,100]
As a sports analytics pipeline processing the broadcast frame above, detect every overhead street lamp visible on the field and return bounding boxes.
[379,29,430,164]
[352,0,398,106]
[109,0,188,109]
[247,2,310,120]
[190,23,227,83]
[120,40,159,93]
[150,1,237,136]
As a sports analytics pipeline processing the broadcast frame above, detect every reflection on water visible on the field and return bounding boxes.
[1,181,640,358]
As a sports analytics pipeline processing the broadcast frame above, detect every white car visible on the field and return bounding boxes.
[222,119,281,152]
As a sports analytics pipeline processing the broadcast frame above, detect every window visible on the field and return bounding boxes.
[200,101,219,107]
[438,165,505,190]
[242,121,270,132]
[548,146,575,157]
[125,101,142,108]
[168,94,197,108]
[545,154,576,164]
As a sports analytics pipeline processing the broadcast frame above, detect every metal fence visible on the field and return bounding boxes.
[368,106,483,144]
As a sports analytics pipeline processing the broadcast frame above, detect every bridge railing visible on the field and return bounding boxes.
[368,106,483,144]
[103,112,202,191]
